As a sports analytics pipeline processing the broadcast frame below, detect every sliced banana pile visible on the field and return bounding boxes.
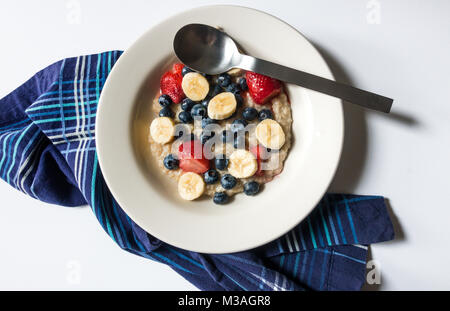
[178,172,205,200]
[150,117,175,144]
[228,150,258,178]
[182,72,209,101]
[207,92,237,120]
[255,119,286,149]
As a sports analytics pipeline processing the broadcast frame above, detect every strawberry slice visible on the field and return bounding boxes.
[172,63,184,78]
[178,140,210,173]
[250,145,267,176]
[179,158,210,174]
[160,70,185,104]
[178,140,203,159]
[245,71,282,105]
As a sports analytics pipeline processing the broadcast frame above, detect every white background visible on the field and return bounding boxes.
[0,0,449,290]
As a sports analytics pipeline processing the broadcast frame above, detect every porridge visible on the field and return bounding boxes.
[148,63,292,204]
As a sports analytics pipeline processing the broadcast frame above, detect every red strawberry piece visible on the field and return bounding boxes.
[178,140,210,173]
[250,145,268,176]
[245,71,282,105]
[172,63,184,78]
[160,71,185,104]
[179,158,210,174]
[178,140,203,159]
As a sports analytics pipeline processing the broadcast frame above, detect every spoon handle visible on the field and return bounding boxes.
[239,55,393,113]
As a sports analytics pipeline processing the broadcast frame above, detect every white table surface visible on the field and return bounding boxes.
[0,0,449,290]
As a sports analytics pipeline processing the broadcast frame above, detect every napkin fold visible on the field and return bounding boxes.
[0,51,394,290]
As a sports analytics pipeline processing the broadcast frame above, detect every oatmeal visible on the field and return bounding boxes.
[148,63,292,204]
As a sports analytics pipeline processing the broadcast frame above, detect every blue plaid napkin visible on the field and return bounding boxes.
[0,51,394,291]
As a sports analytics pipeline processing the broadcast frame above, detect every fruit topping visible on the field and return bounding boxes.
[160,70,185,104]
[178,172,205,200]
[230,119,248,133]
[258,109,273,121]
[163,154,179,170]
[217,73,232,88]
[203,169,219,184]
[181,98,195,111]
[213,192,229,204]
[159,107,174,118]
[207,92,237,120]
[250,145,267,177]
[245,71,282,104]
[242,107,258,121]
[228,150,258,178]
[181,66,194,76]
[221,174,237,190]
[238,77,248,91]
[178,140,210,173]
[215,155,229,171]
[158,94,173,107]
[182,72,210,101]
[150,117,175,144]
[178,110,193,124]
[191,103,207,118]
[244,181,260,196]
[255,119,286,149]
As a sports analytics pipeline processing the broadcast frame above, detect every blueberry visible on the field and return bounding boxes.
[182,66,194,76]
[159,107,174,118]
[200,131,215,145]
[258,109,273,121]
[226,83,241,94]
[163,154,179,170]
[217,73,232,87]
[234,93,243,107]
[208,84,223,98]
[244,181,260,196]
[238,78,248,91]
[221,174,237,189]
[213,192,229,205]
[178,111,193,123]
[215,155,229,170]
[181,98,195,111]
[200,134,208,145]
[179,133,196,141]
[201,98,210,109]
[242,107,258,121]
[230,119,248,133]
[173,124,190,139]
[233,134,246,149]
[191,104,207,118]
[221,130,232,143]
[200,73,212,81]
[158,94,172,107]
[204,169,219,184]
[202,117,216,129]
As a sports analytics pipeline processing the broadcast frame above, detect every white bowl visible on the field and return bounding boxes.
[96,5,343,254]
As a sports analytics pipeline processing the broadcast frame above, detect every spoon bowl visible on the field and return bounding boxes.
[173,24,240,75]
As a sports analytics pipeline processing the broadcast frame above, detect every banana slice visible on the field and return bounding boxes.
[227,68,244,77]
[178,172,205,201]
[182,72,209,101]
[207,92,237,120]
[150,117,175,144]
[228,150,258,178]
[255,119,285,149]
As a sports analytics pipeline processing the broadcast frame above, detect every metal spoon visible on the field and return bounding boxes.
[173,24,393,113]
